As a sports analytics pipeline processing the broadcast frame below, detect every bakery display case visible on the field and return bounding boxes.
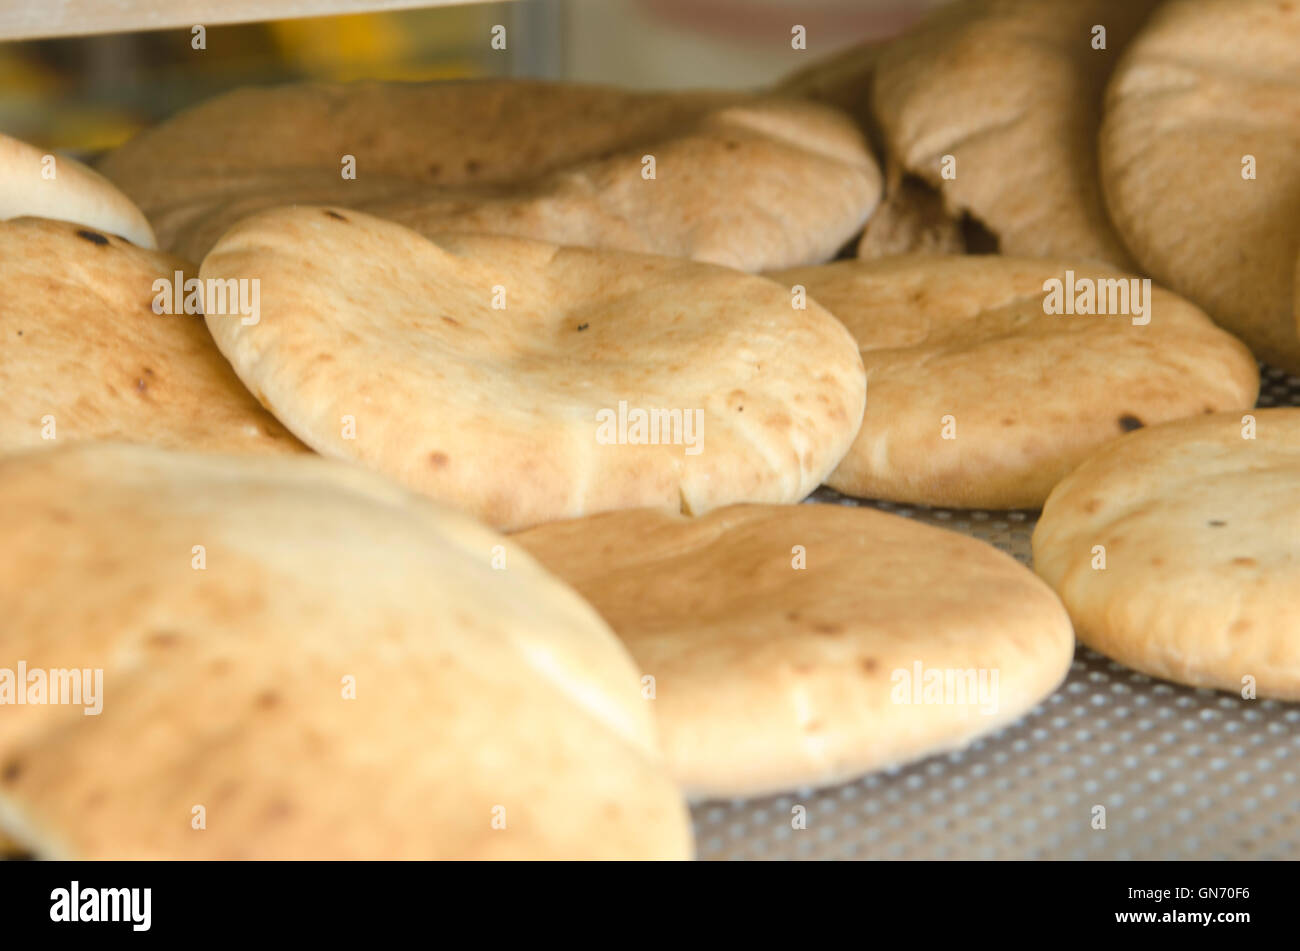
[0,0,1297,871]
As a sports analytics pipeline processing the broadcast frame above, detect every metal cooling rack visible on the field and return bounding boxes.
[692,364,1300,860]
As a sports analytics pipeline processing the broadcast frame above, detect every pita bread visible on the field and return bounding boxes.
[1032,409,1300,699]
[769,256,1259,509]
[0,217,305,457]
[98,79,880,269]
[773,38,886,153]
[200,206,866,531]
[0,133,155,249]
[0,443,691,859]
[856,160,966,260]
[774,40,967,261]
[0,829,22,856]
[515,504,1075,799]
[1100,0,1300,372]
[873,0,1160,265]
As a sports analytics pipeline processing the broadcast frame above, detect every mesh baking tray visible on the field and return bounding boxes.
[692,364,1300,860]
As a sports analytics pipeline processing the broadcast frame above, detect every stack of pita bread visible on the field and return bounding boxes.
[0,0,1297,859]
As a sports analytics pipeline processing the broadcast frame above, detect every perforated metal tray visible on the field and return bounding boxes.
[692,364,1300,860]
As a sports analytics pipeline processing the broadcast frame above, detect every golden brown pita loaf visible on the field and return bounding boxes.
[769,256,1259,509]
[200,207,866,530]
[856,160,966,260]
[1100,0,1300,372]
[1033,410,1300,699]
[873,0,1160,265]
[774,39,969,261]
[0,443,691,858]
[773,37,885,150]
[516,504,1075,799]
[99,79,880,269]
[0,217,305,457]
[0,133,155,249]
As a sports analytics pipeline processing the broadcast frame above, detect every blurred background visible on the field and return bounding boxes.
[0,0,947,156]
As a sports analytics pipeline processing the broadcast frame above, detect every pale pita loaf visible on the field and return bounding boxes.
[0,217,305,457]
[1032,409,1300,699]
[769,256,1260,509]
[0,443,691,859]
[99,79,880,269]
[200,207,867,531]
[515,504,1075,799]
[873,0,1160,265]
[1100,0,1300,372]
[0,132,155,248]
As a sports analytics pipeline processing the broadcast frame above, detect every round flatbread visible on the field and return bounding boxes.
[1101,0,1300,372]
[98,79,880,270]
[515,504,1075,799]
[768,256,1260,509]
[0,443,691,859]
[873,0,1160,264]
[1,133,155,248]
[200,206,867,531]
[0,217,305,457]
[1032,409,1300,699]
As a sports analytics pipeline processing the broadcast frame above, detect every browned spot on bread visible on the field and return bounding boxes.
[464,158,481,175]
[429,452,450,468]
[859,657,879,674]
[264,798,293,819]
[325,210,348,222]
[1,759,21,783]
[427,162,441,177]
[1231,557,1257,567]
[1082,498,1102,514]
[147,630,182,648]
[1118,414,1144,432]
[812,621,843,635]
[1208,520,1227,528]
[255,690,281,710]
[577,323,589,332]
